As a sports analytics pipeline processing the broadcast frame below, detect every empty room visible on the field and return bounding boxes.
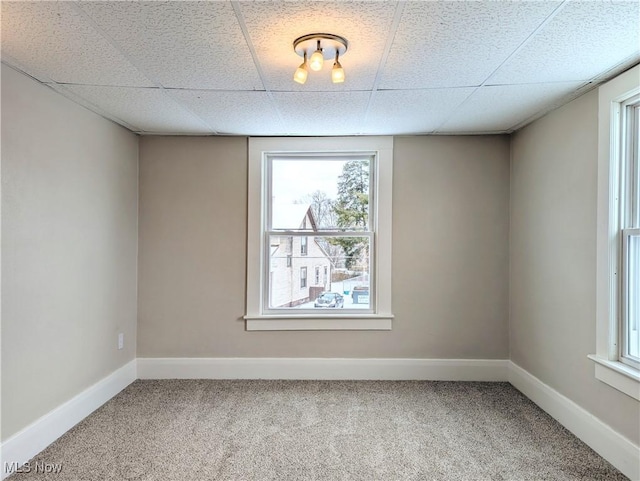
[1,1,639,480]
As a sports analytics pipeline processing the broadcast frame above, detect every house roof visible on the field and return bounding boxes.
[272,204,317,230]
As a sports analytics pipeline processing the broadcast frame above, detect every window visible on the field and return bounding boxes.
[300,267,307,289]
[268,155,372,309]
[245,137,394,330]
[591,65,640,400]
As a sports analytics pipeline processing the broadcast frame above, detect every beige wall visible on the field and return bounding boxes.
[138,135,510,359]
[510,89,640,444]
[1,66,139,440]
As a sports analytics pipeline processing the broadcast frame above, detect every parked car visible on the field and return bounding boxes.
[314,292,344,308]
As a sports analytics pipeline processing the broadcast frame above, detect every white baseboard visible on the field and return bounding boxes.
[508,361,640,481]
[137,357,509,381]
[1,359,137,480]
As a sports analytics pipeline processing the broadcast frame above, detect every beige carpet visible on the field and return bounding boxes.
[8,380,627,480]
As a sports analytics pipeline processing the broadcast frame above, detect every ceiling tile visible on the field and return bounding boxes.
[77,1,263,90]
[63,85,212,134]
[488,1,640,85]
[362,88,475,135]
[440,82,585,133]
[379,1,562,89]
[1,1,151,87]
[169,90,285,135]
[238,1,397,91]
[271,91,370,135]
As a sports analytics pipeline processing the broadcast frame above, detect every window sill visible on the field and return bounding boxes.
[244,314,393,331]
[588,355,640,401]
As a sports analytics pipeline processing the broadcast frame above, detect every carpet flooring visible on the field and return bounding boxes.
[8,380,627,480]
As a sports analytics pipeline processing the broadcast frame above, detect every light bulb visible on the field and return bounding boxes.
[293,63,308,84]
[332,60,345,83]
[309,49,324,71]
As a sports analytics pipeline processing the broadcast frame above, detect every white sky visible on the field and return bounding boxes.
[272,159,348,204]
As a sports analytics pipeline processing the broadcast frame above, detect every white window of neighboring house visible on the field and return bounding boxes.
[300,267,307,289]
[246,137,393,331]
[591,65,640,401]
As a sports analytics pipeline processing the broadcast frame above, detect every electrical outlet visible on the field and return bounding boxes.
[118,333,124,350]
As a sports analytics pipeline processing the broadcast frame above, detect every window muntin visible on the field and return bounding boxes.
[265,154,374,314]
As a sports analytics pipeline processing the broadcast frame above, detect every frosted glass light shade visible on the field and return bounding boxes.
[293,64,308,84]
[332,62,345,83]
[309,50,324,71]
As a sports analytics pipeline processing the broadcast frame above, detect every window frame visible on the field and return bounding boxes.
[245,137,394,331]
[591,65,640,400]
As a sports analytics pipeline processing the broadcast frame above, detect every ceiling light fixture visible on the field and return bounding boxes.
[293,33,348,85]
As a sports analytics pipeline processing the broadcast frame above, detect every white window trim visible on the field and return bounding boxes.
[591,64,640,401]
[245,136,393,331]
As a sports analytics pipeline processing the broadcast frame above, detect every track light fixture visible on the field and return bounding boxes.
[293,33,348,85]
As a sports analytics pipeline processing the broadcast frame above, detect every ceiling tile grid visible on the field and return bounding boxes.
[440,81,585,133]
[488,0,640,85]
[62,85,213,134]
[378,1,563,90]
[271,91,370,135]
[76,1,263,91]
[46,82,140,132]
[362,88,476,135]
[170,90,285,135]
[237,0,398,92]
[1,0,639,136]
[1,1,151,87]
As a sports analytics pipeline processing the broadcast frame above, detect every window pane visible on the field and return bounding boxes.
[268,235,371,309]
[626,233,640,359]
[271,158,370,231]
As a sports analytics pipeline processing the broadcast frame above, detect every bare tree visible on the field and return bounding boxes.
[299,190,343,268]
[304,190,337,228]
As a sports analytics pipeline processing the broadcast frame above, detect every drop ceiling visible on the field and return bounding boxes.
[1,0,639,136]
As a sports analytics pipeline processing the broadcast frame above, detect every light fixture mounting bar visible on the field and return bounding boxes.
[293,33,348,61]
